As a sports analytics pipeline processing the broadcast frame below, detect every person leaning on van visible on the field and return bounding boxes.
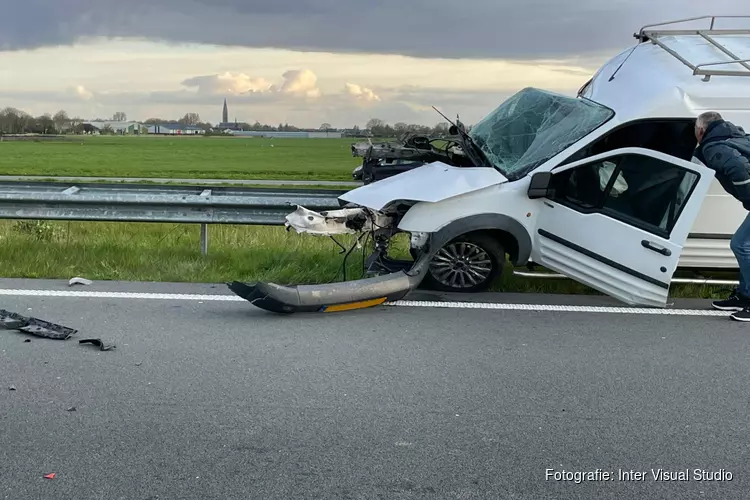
[693,112,750,321]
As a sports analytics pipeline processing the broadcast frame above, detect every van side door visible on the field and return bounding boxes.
[529,147,715,307]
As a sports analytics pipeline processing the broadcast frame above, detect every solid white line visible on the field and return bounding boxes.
[0,288,245,301]
[386,300,729,316]
[0,288,729,316]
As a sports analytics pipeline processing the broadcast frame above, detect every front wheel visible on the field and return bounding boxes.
[420,233,505,293]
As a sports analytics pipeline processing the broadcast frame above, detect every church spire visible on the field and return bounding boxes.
[222,98,228,123]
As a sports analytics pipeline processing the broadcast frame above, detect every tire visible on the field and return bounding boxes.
[420,233,505,293]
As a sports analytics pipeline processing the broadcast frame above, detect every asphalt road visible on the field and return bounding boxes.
[1,280,748,499]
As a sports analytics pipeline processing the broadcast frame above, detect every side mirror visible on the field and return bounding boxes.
[527,172,554,199]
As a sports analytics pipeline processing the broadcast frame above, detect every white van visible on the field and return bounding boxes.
[230,16,750,313]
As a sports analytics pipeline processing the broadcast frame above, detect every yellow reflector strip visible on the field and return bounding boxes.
[321,297,387,312]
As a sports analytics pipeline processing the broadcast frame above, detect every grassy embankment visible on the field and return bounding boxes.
[0,135,733,298]
[0,134,359,180]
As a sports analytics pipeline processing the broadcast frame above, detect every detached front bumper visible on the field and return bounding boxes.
[227,245,434,314]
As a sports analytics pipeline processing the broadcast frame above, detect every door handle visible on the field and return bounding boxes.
[641,240,672,256]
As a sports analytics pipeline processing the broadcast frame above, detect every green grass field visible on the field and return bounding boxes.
[0,135,361,181]
[0,135,736,300]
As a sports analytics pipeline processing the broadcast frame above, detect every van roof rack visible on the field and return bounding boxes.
[634,15,750,81]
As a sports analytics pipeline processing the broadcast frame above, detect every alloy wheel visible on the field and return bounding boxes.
[429,241,493,289]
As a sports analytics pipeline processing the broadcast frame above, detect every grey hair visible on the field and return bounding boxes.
[696,111,723,129]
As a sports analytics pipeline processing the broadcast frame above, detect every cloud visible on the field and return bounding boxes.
[180,69,321,98]
[181,72,273,95]
[74,85,93,100]
[0,0,743,59]
[344,83,380,102]
[277,70,321,98]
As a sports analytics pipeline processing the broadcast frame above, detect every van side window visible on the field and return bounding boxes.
[561,119,697,165]
[551,153,699,236]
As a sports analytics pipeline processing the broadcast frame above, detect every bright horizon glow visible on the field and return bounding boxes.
[0,38,606,128]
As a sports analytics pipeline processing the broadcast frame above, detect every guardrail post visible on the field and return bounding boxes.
[200,223,208,256]
[199,188,211,256]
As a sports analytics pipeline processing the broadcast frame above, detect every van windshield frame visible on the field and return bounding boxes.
[468,87,615,180]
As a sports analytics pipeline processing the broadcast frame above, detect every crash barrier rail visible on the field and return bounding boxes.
[0,180,348,255]
[0,179,738,286]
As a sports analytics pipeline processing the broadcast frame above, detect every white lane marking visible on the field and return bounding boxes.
[0,288,245,301]
[0,288,728,316]
[386,300,729,316]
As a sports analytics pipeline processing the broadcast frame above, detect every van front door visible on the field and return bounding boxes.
[530,147,715,307]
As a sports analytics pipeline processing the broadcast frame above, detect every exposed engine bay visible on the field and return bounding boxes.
[351,130,476,184]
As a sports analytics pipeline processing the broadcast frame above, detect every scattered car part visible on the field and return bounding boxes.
[0,309,77,340]
[228,232,441,314]
[69,277,93,286]
[79,338,116,351]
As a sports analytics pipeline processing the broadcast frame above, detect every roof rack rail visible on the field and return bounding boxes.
[633,15,750,81]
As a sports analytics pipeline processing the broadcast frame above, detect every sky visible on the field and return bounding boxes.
[0,2,744,128]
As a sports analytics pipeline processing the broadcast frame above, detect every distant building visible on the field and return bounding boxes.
[215,98,244,131]
[83,120,148,135]
[231,130,343,139]
[147,123,205,135]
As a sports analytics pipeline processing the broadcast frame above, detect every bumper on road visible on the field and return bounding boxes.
[227,249,434,314]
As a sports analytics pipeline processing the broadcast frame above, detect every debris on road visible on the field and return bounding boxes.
[78,338,116,351]
[8,385,16,391]
[68,277,93,286]
[66,406,76,412]
[43,473,56,480]
[0,309,77,340]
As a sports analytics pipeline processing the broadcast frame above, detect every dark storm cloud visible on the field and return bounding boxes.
[1,0,743,59]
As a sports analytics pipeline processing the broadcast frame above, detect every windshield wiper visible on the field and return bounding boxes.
[431,106,488,168]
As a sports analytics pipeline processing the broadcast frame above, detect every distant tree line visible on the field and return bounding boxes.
[0,106,461,138]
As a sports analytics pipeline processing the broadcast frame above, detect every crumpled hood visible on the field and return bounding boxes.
[339,161,508,211]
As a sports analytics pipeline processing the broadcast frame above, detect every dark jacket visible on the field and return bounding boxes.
[694,120,750,210]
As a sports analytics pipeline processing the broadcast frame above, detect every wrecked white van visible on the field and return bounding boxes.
[229,16,750,313]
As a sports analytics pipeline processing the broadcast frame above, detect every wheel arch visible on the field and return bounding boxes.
[428,214,532,266]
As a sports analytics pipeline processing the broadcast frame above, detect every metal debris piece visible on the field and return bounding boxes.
[79,338,116,351]
[0,309,77,340]
[0,310,26,330]
[69,277,93,286]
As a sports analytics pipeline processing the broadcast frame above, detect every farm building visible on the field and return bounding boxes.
[147,123,205,135]
[83,121,148,135]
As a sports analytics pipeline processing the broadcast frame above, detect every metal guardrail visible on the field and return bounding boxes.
[0,180,347,255]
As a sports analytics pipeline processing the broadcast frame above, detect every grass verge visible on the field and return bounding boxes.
[0,136,361,181]
[0,220,732,300]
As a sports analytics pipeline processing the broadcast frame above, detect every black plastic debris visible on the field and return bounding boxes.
[78,339,115,351]
[0,309,77,340]
[8,385,16,391]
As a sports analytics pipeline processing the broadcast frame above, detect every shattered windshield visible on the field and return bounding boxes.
[468,87,614,179]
